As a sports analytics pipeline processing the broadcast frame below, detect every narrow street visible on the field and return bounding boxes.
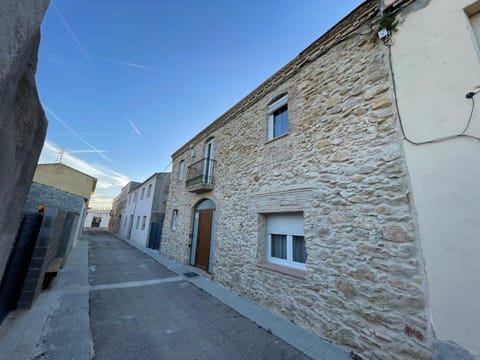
[88,231,311,360]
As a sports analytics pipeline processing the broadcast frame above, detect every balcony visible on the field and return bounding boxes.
[185,158,216,193]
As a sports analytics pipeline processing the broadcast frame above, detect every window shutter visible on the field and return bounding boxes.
[471,12,480,48]
[267,94,288,114]
[266,213,304,236]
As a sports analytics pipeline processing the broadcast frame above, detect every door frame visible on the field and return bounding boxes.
[190,199,216,273]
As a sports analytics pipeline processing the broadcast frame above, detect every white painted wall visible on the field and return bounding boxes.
[119,177,156,247]
[391,0,480,354]
[83,209,110,229]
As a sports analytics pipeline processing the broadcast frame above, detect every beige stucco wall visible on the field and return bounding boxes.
[161,3,433,357]
[34,163,97,202]
[391,0,480,355]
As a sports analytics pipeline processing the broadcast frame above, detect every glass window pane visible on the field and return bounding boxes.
[271,234,287,259]
[293,235,307,263]
[273,105,288,137]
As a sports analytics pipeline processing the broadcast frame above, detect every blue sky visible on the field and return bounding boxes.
[37,0,364,207]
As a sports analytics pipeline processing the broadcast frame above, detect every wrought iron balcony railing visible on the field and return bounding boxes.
[185,158,216,193]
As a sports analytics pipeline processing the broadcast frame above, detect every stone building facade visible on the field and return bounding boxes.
[161,1,432,358]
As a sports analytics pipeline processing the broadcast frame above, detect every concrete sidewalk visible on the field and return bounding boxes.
[0,235,91,360]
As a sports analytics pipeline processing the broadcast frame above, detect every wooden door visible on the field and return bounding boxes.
[195,209,213,271]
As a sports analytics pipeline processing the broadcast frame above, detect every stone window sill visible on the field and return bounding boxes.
[265,132,289,145]
[256,262,306,280]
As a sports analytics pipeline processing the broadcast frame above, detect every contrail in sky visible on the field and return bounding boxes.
[66,149,109,154]
[51,2,89,61]
[43,105,112,162]
[51,1,98,74]
[108,59,161,73]
[126,115,141,135]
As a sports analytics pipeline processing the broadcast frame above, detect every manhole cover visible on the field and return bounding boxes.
[183,272,199,278]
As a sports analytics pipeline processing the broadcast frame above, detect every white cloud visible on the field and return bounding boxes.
[39,140,130,191]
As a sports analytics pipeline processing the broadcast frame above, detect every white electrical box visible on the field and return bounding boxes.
[378,28,389,39]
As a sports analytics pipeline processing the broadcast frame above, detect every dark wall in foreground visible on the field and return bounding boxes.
[0,0,50,281]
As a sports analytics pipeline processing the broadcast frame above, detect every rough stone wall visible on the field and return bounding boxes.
[24,182,86,248]
[161,8,432,360]
[0,0,50,281]
[24,182,85,214]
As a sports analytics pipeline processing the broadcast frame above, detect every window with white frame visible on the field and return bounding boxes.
[171,209,178,231]
[141,188,145,200]
[267,94,288,140]
[178,160,185,181]
[134,192,138,202]
[141,216,147,230]
[266,213,306,270]
[136,216,140,229]
[147,184,152,197]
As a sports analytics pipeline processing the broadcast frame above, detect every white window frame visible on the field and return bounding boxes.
[178,160,185,181]
[203,139,214,184]
[266,213,306,271]
[141,188,145,200]
[147,184,152,197]
[267,94,288,140]
[136,216,140,229]
[141,216,147,230]
[470,11,480,50]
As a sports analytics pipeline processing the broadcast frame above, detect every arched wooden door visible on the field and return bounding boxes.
[190,199,215,272]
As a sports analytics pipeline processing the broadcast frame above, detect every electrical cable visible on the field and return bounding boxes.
[387,45,480,145]
[161,159,173,172]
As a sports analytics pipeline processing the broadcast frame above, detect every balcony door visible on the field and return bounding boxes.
[204,139,214,184]
[190,199,216,272]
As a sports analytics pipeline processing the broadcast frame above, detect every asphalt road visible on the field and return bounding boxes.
[88,231,311,360]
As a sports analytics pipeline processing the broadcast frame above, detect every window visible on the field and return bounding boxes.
[141,188,145,200]
[147,184,152,197]
[171,209,178,231]
[178,160,185,181]
[134,192,138,202]
[204,139,214,184]
[267,94,288,140]
[124,217,127,227]
[266,213,306,270]
[471,12,480,49]
[136,216,140,229]
[141,216,147,230]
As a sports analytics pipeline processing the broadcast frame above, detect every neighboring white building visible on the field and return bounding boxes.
[84,208,110,229]
[389,0,480,355]
[119,173,170,248]
[109,181,141,234]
